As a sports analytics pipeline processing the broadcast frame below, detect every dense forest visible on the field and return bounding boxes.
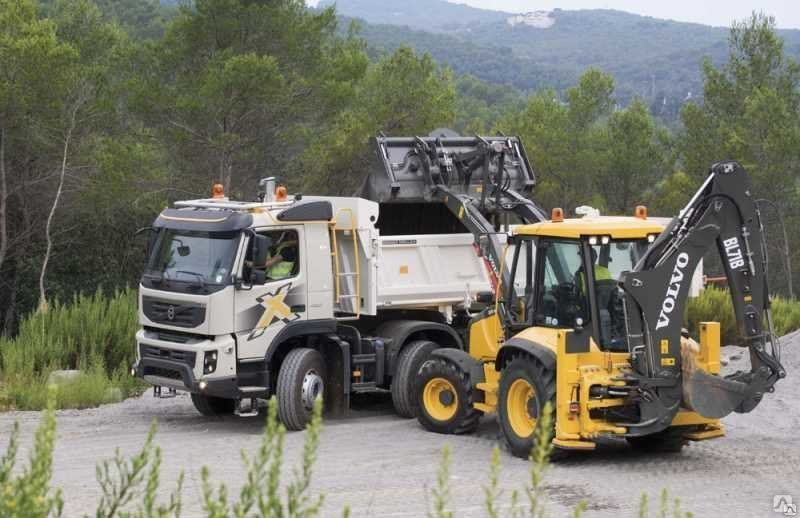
[0,0,799,339]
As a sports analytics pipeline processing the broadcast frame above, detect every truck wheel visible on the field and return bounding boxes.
[276,348,325,431]
[191,393,236,416]
[498,355,557,459]
[627,428,687,453]
[391,340,439,418]
[416,358,482,434]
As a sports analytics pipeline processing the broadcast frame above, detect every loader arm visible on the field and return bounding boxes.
[362,132,547,326]
[619,161,786,435]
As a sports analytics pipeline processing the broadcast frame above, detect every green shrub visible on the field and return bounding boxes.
[686,287,800,345]
[0,289,142,410]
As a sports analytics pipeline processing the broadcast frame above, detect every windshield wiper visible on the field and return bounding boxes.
[175,270,207,292]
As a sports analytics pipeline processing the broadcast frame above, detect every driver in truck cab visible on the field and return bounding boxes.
[245,232,298,280]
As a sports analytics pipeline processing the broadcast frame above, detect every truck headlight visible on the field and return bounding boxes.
[203,351,218,374]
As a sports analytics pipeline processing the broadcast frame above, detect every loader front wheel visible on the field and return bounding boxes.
[498,355,557,459]
[416,358,482,434]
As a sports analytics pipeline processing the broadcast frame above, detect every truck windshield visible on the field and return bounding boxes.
[144,229,240,292]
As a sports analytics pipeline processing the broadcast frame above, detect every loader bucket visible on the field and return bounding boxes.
[681,344,748,419]
[359,131,536,204]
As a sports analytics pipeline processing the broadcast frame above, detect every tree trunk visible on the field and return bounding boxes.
[39,103,79,311]
[0,124,8,274]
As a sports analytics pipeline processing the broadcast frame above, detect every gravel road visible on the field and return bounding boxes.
[2,332,798,517]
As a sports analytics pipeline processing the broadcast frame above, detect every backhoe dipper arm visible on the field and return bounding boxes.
[619,161,785,434]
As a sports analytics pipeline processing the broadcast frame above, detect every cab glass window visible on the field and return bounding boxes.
[535,240,589,328]
[245,229,300,282]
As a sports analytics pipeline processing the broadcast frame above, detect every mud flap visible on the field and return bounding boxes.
[681,346,748,419]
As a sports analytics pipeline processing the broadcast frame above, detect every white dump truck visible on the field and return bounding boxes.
[134,133,542,428]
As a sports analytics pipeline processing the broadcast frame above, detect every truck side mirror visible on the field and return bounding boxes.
[250,269,267,285]
[252,234,269,267]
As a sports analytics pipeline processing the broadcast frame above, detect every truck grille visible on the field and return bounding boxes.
[142,297,205,328]
[140,344,197,367]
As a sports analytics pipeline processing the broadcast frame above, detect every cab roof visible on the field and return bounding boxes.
[515,216,666,240]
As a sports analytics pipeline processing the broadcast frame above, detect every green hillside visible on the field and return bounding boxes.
[329,1,800,116]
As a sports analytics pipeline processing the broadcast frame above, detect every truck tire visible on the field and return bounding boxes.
[277,348,325,431]
[626,428,687,453]
[191,393,236,416]
[391,340,439,418]
[498,355,558,459]
[416,357,482,434]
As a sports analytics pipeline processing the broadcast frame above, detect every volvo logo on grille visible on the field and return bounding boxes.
[167,305,175,321]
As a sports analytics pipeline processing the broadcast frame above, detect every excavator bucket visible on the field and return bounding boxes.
[359,130,536,204]
[681,344,749,419]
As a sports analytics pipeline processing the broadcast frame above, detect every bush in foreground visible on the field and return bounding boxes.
[1,393,694,517]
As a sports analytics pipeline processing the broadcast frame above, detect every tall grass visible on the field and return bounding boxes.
[0,289,141,410]
[686,287,800,345]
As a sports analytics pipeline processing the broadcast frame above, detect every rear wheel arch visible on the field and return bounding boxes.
[496,337,556,372]
[374,320,464,377]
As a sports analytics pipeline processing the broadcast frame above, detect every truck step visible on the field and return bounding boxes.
[239,386,268,394]
[351,382,380,393]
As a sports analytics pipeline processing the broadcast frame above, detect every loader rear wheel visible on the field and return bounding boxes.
[498,355,557,459]
[276,348,326,431]
[392,340,439,418]
[416,358,482,434]
[191,393,236,416]
[626,427,687,453]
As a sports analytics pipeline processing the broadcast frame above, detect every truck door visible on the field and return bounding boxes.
[234,226,308,359]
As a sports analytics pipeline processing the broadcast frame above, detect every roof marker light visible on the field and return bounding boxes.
[635,205,648,219]
[551,207,564,222]
[275,185,288,202]
[212,184,225,199]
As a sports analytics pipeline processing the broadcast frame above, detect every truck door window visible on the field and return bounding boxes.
[245,229,300,282]
[535,240,589,328]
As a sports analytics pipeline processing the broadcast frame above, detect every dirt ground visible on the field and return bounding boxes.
[1,331,798,517]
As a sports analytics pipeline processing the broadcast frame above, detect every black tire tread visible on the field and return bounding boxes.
[498,354,563,460]
[276,348,324,431]
[627,427,688,453]
[191,393,235,416]
[417,358,482,435]
[391,340,439,418]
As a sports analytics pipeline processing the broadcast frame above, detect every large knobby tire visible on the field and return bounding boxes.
[498,355,557,459]
[626,427,687,453]
[416,357,482,434]
[391,340,439,418]
[191,393,236,416]
[276,348,326,431]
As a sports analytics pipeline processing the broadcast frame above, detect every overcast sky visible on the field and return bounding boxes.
[308,1,800,29]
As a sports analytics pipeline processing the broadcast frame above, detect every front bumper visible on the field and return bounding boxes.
[133,328,259,399]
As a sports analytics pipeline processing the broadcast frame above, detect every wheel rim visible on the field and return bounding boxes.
[301,369,324,411]
[506,378,537,438]
[422,377,458,421]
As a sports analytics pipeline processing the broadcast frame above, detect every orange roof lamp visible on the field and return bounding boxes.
[212,183,225,199]
[635,205,648,220]
[551,207,564,223]
[275,185,288,202]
